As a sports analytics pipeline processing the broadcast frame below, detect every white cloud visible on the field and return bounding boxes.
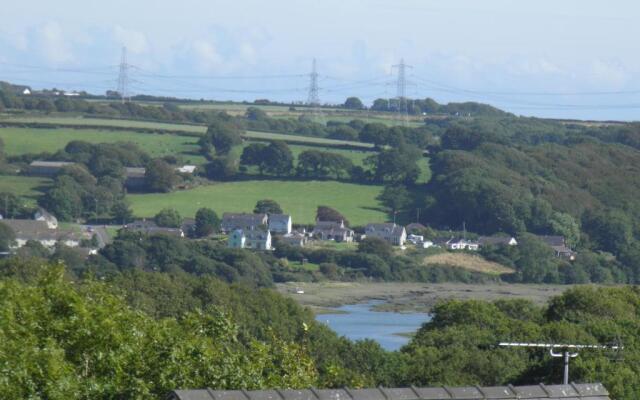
[190,40,224,71]
[114,26,149,54]
[588,59,629,88]
[35,21,74,64]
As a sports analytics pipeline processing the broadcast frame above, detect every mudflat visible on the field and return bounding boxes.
[276,281,576,313]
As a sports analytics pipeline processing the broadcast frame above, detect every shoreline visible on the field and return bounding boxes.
[276,281,576,313]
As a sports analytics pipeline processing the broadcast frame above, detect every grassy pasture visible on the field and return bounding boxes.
[0,127,207,164]
[0,175,50,205]
[128,180,387,226]
[423,252,514,275]
[0,115,206,134]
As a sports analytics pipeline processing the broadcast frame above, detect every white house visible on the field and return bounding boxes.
[281,231,306,247]
[268,214,292,235]
[364,223,407,246]
[228,229,272,250]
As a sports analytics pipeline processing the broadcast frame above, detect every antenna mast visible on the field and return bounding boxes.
[499,342,623,385]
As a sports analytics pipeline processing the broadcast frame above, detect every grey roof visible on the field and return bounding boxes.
[478,236,516,246]
[168,384,610,400]
[0,219,80,242]
[538,235,566,247]
[125,167,147,178]
[222,213,268,229]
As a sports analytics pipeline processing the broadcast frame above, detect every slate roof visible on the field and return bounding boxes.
[478,236,517,246]
[168,384,610,400]
[365,223,405,237]
[222,213,268,230]
[269,214,291,224]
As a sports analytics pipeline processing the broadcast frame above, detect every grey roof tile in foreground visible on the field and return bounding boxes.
[167,384,610,400]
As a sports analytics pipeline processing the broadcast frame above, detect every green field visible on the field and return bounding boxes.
[0,175,50,205]
[0,127,207,164]
[128,180,387,226]
[0,115,206,134]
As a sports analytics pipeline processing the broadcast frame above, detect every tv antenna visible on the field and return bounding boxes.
[499,342,623,385]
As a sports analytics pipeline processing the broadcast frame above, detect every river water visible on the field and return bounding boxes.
[316,301,432,351]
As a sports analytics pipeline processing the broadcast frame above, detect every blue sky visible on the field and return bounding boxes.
[0,0,638,120]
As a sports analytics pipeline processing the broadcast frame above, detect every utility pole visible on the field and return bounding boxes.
[498,342,623,385]
[392,58,413,126]
[306,58,323,123]
[116,46,129,104]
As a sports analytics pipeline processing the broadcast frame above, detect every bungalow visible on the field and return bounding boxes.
[221,213,268,233]
[539,235,576,260]
[312,220,354,243]
[445,237,479,251]
[1,219,82,248]
[228,229,272,250]
[268,214,292,234]
[125,220,185,238]
[478,235,518,247]
[28,161,75,177]
[365,223,407,246]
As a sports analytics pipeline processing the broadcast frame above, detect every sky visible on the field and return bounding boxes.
[0,0,639,120]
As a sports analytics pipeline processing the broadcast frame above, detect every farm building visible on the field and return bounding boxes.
[168,384,611,400]
[312,220,354,243]
[221,213,268,233]
[365,223,406,246]
[28,161,76,177]
[228,229,271,250]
